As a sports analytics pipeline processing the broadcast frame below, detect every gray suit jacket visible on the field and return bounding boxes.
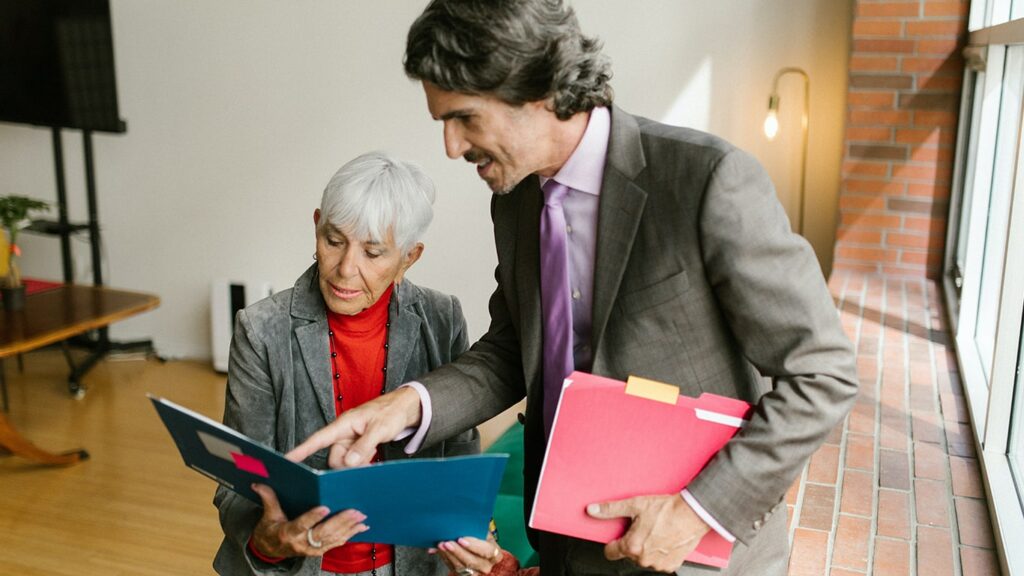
[214,265,477,576]
[417,108,858,575]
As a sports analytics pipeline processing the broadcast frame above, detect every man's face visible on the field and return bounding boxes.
[423,81,558,194]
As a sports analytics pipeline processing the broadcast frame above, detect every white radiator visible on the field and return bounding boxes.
[211,280,273,373]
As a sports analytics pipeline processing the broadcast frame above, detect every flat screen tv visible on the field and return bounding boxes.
[0,0,126,133]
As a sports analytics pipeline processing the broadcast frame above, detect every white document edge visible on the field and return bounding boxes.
[694,409,748,429]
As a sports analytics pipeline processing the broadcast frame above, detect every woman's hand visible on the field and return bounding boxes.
[249,483,369,558]
[435,535,506,575]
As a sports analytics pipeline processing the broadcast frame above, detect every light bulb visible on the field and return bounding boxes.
[763,110,779,140]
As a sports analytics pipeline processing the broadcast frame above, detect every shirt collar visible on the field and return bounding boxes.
[540,106,610,196]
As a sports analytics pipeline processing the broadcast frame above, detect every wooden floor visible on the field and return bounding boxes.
[0,348,520,576]
[0,350,227,575]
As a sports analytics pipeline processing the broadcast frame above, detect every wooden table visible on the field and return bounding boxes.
[0,285,159,465]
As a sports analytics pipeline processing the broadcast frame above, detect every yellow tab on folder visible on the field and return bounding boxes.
[624,376,680,405]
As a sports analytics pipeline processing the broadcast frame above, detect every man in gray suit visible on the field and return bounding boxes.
[290,1,858,574]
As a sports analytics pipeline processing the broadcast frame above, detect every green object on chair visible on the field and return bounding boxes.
[486,424,539,567]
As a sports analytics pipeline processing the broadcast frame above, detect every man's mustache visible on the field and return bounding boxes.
[464,150,489,164]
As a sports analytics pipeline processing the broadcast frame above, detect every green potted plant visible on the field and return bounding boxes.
[1,195,50,311]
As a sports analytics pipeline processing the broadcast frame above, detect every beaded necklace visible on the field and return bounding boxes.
[327,308,390,576]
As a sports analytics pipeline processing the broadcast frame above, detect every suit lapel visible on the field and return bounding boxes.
[514,178,544,393]
[295,321,336,424]
[591,108,647,364]
[385,281,421,392]
[291,266,336,424]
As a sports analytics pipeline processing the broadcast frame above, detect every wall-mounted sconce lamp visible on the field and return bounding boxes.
[764,67,809,236]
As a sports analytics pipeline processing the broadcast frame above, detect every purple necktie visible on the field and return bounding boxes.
[540,179,574,437]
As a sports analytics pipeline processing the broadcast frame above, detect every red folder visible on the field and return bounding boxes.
[529,371,752,569]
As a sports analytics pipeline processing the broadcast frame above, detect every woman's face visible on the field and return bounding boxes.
[313,210,422,316]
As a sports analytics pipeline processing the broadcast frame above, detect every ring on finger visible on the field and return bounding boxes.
[306,527,323,549]
[456,568,476,576]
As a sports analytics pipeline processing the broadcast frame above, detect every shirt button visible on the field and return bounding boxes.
[566,224,573,234]
[572,289,581,300]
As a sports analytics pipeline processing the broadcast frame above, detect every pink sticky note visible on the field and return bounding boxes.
[231,452,269,478]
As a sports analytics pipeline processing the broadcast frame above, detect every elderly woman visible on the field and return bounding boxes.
[214,152,513,576]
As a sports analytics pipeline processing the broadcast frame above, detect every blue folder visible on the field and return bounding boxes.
[150,396,508,548]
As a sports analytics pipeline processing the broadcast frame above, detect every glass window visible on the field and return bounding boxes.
[975,46,1024,382]
[1014,0,1024,21]
[1010,313,1024,502]
[944,2,1024,568]
[994,0,1013,25]
[972,0,989,31]
[951,70,986,296]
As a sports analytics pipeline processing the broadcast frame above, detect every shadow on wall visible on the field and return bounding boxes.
[837,48,964,278]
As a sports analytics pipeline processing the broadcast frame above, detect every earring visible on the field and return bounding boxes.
[313,253,318,261]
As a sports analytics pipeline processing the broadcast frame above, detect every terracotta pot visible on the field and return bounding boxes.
[1,285,26,311]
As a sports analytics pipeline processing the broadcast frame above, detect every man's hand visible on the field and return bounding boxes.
[586,494,711,573]
[249,483,368,558]
[286,386,423,468]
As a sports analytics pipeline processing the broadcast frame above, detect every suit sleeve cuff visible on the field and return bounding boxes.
[397,381,432,454]
[681,489,735,543]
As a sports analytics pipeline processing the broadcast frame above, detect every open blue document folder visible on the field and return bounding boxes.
[150,396,508,548]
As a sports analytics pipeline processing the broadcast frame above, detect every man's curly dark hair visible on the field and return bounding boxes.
[404,0,613,120]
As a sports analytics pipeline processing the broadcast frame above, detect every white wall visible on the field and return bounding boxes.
[0,0,851,360]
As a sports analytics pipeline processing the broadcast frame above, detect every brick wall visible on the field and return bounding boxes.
[833,0,969,278]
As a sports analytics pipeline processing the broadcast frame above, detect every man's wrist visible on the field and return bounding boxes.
[398,385,424,427]
[675,494,711,534]
[680,489,734,542]
[397,382,431,454]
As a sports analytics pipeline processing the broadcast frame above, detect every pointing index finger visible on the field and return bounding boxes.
[286,426,337,463]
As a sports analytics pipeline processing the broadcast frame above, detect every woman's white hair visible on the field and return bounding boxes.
[318,151,436,254]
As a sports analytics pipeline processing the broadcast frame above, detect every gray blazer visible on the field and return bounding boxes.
[417,108,859,575]
[214,265,477,576]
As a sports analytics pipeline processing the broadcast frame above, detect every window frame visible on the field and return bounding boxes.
[945,9,1024,574]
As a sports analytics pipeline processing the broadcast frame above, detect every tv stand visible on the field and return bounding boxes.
[21,127,160,396]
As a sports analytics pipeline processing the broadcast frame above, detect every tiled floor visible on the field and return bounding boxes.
[785,271,1003,575]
